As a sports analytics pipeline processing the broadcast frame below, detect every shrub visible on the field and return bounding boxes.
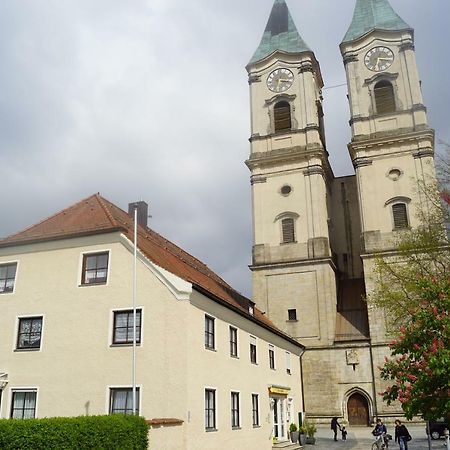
[289,422,298,433]
[0,415,149,450]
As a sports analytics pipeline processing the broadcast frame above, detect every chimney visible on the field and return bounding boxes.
[128,201,149,228]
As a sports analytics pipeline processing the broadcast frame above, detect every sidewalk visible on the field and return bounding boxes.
[312,425,445,450]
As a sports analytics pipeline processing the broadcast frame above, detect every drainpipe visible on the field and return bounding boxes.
[299,348,306,425]
[368,341,378,422]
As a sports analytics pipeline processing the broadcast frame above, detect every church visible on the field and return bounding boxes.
[246,0,435,425]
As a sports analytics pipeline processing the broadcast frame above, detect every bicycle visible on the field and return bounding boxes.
[371,433,390,450]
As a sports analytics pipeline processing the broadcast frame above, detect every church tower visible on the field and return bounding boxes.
[246,0,338,347]
[246,0,437,425]
[340,0,435,344]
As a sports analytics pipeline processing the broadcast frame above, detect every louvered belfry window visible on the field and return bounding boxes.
[392,203,409,229]
[274,101,291,132]
[374,80,396,114]
[282,218,295,243]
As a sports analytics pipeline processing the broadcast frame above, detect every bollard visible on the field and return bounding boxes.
[444,428,449,450]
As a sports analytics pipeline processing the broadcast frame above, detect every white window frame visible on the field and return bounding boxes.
[14,314,45,352]
[229,326,238,358]
[107,385,142,416]
[0,260,19,295]
[231,391,240,429]
[250,335,257,364]
[252,393,260,427]
[269,344,276,370]
[78,249,111,287]
[204,315,216,350]
[110,307,144,347]
[204,387,217,432]
[9,388,38,419]
[286,351,291,375]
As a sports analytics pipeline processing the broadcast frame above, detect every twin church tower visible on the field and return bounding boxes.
[245,0,435,423]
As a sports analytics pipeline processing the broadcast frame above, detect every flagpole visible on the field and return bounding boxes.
[132,205,137,415]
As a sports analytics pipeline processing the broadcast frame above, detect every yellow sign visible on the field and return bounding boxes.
[269,386,290,395]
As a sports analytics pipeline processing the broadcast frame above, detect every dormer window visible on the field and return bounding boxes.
[274,101,291,132]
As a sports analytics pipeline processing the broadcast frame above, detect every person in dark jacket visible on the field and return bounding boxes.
[331,417,341,441]
[394,420,411,450]
[373,419,389,448]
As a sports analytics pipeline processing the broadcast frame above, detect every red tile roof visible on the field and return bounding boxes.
[0,194,303,347]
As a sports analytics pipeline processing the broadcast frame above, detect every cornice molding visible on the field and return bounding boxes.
[250,176,267,185]
[353,157,373,169]
[303,165,325,177]
[265,93,296,106]
[248,74,262,85]
[399,42,415,52]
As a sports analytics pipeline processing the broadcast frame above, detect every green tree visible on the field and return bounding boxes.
[370,146,450,420]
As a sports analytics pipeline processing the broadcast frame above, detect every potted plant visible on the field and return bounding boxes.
[289,423,299,444]
[304,420,317,445]
[298,423,307,446]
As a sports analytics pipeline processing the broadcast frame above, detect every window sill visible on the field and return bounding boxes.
[110,343,141,348]
[0,291,14,295]
[286,319,298,323]
[205,347,217,352]
[270,367,276,371]
[232,426,241,430]
[230,355,239,359]
[205,428,218,433]
[78,282,107,287]
[251,362,258,366]
[14,348,41,352]
[253,425,261,429]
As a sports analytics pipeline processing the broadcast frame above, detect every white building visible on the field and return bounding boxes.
[0,195,304,450]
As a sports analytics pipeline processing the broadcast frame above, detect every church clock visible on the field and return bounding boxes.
[364,46,394,72]
[266,68,294,93]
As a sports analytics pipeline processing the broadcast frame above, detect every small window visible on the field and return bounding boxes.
[113,309,142,345]
[274,101,291,132]
[231,392,240,428]
[109,388,139,415]
[286,351,291,375]
[252,394,260,427]
[205,315,215,350]
[374,80,395,114]
[250,336,257,364]
[205,389,216,431]
[81,252,109,285]
[282,218,295,243]
[288,309,297,321]
[269,345,275,370]
[280,185,292,196]
[230,326,238,357]
[0,262,17,293]
[17,317,43,350]
[11,391,37,419]
[392,203,409,229]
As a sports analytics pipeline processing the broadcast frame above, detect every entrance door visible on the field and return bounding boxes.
[347,393,369,425]
[272,397,286,440]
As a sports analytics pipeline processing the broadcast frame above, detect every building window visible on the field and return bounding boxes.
[10,391,37,419]
[274,101,291,132]
[374,80,396,114]
[250,336,257,364]
[281,218,295,243]
[252,394,260,427]
[288,309,297,321]
[113,309,142,345]
[269,345,275,370]
[17,317,43,350]
[205,315,215,350]
[231,392,240,428]
[81,252,109,285]
[230,326,238,357]
[0,262,17,294]
[286,351,291,374]
[205,389,216,431]
[392,203,409,229]
[109,388,140,415]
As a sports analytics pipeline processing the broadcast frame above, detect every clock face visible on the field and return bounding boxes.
[364,46,394,72]
[267,68,294,93]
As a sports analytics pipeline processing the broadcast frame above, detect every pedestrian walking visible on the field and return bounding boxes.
[394,420,412,450]
[341,425,348,441]
[331,417,341,442]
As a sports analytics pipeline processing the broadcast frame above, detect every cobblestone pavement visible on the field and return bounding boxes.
[312,425,447,450]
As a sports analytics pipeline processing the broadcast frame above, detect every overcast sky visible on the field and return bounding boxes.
[1,0,449,298]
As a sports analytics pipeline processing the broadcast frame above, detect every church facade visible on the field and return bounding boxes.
[246,0,435,425]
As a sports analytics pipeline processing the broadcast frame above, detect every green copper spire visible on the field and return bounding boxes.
[249,0,310,65]
[342,0,412,44]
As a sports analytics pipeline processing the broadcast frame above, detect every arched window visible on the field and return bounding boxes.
[392,203,409,229]
[281,218,295,243]
[274,101,291,132]
[374,80,395,114]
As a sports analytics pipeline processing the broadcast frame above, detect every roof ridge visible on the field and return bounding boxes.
[95,194,121,228]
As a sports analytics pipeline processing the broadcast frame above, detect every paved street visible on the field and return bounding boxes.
[312,425,448,450]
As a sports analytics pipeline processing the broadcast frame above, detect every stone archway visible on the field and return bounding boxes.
[347,392,369,426]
